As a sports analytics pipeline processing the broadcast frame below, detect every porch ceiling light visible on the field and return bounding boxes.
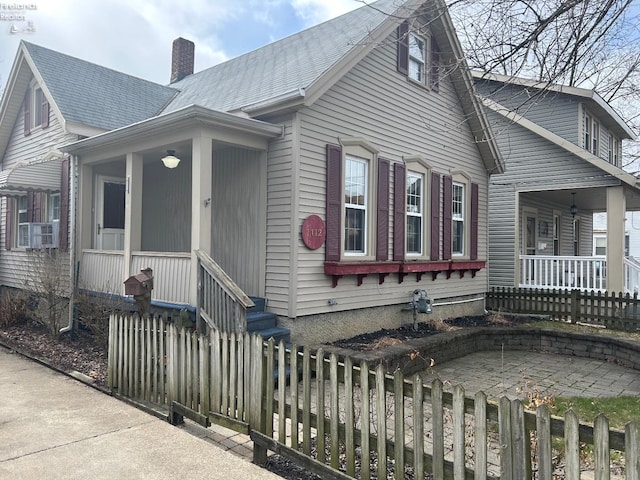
[570,192,578,218]
[161,150,180,169]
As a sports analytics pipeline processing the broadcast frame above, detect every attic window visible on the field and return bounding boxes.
[24,86,49,135]
[397,21,440,91]
[408,32,427,84]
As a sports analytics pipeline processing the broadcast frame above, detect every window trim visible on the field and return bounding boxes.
[404,156,431,260]
[397,21,439,91]
[338,138,379,261]
[449,171,471,258]
[17,195,29,248]
[452,181,465,256]
[582,107,600,156]
[553,210,561,256]
[408,31,427,85]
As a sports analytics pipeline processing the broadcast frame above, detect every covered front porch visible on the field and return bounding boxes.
[516,182,640,294]
[64,105,283,310]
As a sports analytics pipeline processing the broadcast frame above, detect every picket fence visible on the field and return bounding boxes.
[107,313,640,479]
[487,287,640,330]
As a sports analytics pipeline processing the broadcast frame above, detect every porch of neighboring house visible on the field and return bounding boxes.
[515,184,640,294]
[64,107,285,334]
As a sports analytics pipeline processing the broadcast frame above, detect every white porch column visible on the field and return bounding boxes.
[606,185,626,293]
[190,132,213,305]
[124,153,143,282]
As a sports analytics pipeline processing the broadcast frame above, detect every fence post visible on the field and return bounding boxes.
[570,289,579,324]
[626,420,639,480]
[499,396,513,480]
[251,334,267,465]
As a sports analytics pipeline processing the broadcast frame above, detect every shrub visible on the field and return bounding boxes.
[0,288,29,328]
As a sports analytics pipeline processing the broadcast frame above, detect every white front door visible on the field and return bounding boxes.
[96,176,125,250]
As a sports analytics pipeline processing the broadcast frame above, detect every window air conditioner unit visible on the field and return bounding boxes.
[27,222,59,248]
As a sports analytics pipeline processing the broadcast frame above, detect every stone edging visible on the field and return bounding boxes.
[321,327,640,376]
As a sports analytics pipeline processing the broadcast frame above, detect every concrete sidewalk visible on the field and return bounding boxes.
[0,347,279,480]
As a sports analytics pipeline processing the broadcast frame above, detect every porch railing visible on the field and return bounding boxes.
[195,249,254,333]
[79,250,191,305]
[624,257,640,294]
[519,255,606,291]
[79,250,124,294]
[131,252,191,304]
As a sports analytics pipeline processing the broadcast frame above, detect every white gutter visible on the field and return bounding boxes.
[60,155,76,335]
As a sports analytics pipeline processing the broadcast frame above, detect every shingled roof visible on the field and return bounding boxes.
[166,0,403,114]
[23,42,178,131]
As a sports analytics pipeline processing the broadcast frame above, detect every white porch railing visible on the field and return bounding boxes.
[624,256,640,294]
[79,250,191,305]
[519,255,606,291]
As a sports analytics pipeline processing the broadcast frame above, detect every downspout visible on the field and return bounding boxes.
[60,155,77,335]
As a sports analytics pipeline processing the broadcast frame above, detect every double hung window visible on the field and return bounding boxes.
[452,182,465,255]
[408,33,427,84]
[344,156,368,255]
[406,171,424,256]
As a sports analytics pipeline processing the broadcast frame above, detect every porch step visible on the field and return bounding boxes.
[246,311,278,332]
[246,296,291,344]
[248,296,266,312]
[255,326,291,344]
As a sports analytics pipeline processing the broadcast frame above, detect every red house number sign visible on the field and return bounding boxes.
[301,215,325,250]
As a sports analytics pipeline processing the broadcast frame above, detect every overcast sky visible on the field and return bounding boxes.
[0,0,364,91]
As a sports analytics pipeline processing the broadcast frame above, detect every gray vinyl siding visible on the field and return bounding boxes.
[210,147,265,297]
[475,81,581,146]
[141,160,191,252]
[486,109,616,287]
[290,38,490,317]
[0,93,73,293]
[263,115,295,316]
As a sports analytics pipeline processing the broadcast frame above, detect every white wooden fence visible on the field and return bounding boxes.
[108,313,640,479]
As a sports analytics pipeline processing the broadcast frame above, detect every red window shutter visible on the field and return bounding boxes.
[470,182,479,260]
[59,157,70,251]
[5,197,13,251]
[33,192,43,222]
[430,38,440,92]
[376,159,390,261]
[24,90,31,136]
[42,96,50,128]
[27,192,35,223]
[397,21,409,75]
[442,175,452,260]
[430,172,440,260]
[325,144,342,261]
[393,162,406,261]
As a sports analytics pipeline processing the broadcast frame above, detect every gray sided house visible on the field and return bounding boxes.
[473,72,639,295]
[0,0,502,344]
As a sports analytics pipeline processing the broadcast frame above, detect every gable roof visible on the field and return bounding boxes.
[23,42,178,131]
[471,71,636,140]
[164,0,503,173]
[166,0,406,114]
[481,96,640,189]
[0,41,178,159]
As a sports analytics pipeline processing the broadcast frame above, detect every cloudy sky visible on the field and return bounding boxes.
[0,0,364,90]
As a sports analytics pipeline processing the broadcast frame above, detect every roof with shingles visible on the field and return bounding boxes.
[23,42,178,130]
[165,0,401,113]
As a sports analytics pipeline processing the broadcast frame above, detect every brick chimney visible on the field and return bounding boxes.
[170,37,195,83]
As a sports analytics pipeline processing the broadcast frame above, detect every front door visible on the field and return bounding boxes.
[96,176,125,250]
[523,212,537,283]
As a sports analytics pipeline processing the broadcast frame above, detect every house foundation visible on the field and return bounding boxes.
[282,295,486,345]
